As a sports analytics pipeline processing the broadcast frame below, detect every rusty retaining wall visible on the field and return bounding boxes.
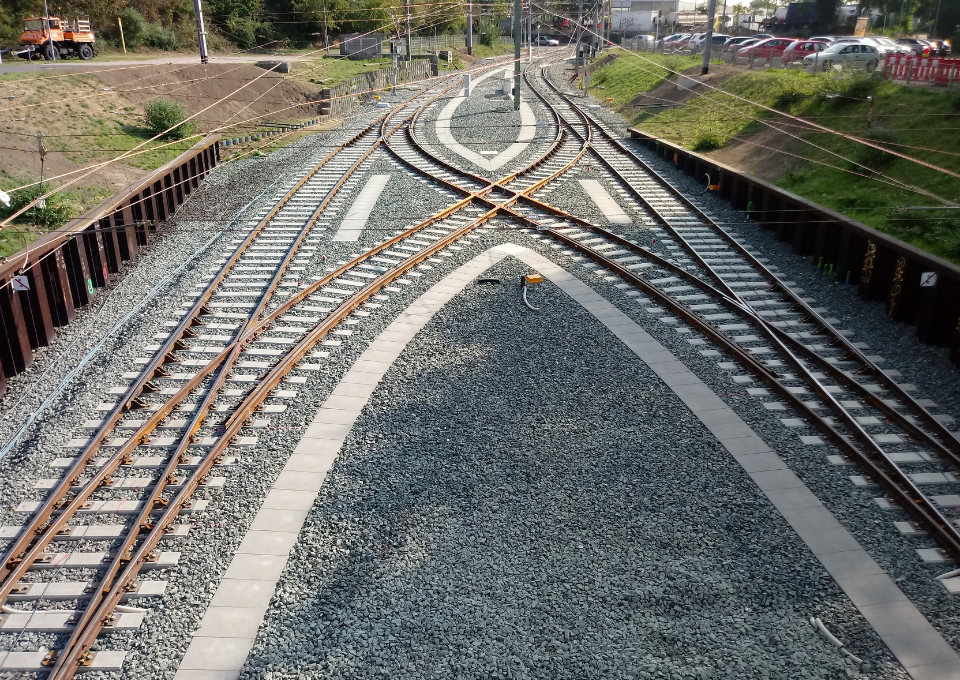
[0,136,221,395]
[628,128,960,364]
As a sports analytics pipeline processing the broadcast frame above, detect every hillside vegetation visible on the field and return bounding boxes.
[589,50,960,265]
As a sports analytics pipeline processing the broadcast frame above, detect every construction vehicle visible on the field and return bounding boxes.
[17,16,95,60]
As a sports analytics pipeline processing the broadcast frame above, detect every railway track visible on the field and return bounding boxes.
[1,48,957,679]
[391,55,960,567]
[0,58,531,677]
[525,65,960,556]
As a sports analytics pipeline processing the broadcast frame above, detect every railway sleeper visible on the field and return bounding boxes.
[6,579,166,602]
[18,550,178,571]
[15,499,208,515]
[0,610,144,633]
[0,651,125,673]
[1,523,188,542]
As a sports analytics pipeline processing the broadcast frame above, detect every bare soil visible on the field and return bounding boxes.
[0,62,319,208]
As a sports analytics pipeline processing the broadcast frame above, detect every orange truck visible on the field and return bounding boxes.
[17,16,95,60]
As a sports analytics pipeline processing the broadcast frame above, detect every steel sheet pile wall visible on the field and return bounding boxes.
[318,59,433,118]
[0,137,221,395]
[629,129,960,364]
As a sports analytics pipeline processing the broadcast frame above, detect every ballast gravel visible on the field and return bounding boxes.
[241,257,894,680]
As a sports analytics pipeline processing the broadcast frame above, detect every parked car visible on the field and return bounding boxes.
[723,36,755,48]
[690,33,730,50]
[925,39,951,56]
[781,39,829,63]
[809,35,837,43]
[737,37,798,60]
[728,37,762,53]
[659,33,690,48]
[534,36,559,46]
[896,37,930,56]
[752,33,773,39]
[803,41,881,70]
[833,36,897,58]
[674,32,703,50]
[873,36,911,56]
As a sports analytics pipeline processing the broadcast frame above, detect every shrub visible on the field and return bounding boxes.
[691,126,724,151]
[144,24,182,51]
[117,7,148,49]
[144,98,196,140]
[0,187,71,231]
[226,15,273,49]
[478,16,500,47]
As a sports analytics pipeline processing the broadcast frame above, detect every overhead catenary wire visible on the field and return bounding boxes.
[568,50,957,205]
[531,1,960,183]
[2,47,528,201]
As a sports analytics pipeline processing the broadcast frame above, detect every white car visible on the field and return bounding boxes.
[690,33,730,50]
[802,41,881,71]
[534,36,560,46]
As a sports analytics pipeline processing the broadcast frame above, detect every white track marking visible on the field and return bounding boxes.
[331,174,391,242]
[436,69,537,171]
[578,179,632,224]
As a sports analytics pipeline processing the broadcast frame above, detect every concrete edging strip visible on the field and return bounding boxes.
[173,243,960,680]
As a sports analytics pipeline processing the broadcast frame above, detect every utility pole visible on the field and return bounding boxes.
[527,3,532,63]
[192,0,209,64]
[42,0,56,60]
[514,0,521,110]
[321,0,330,55]
[577,0,584,43]
[405,0,412,61]
[701,0,716,75]
[467,1,473,55]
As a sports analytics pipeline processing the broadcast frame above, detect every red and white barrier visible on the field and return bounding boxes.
[882,56,960,86]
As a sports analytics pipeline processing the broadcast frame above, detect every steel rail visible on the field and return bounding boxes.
[0,59,512,600]
[41,58,523,678]
[534,68,960,467]
[390,59,960,561]
[548,73,960,454]
[34,128,392,673]
[2,60,513,675]
[0,124,375,586]
[523,213,960,562]
[48,198,515,680]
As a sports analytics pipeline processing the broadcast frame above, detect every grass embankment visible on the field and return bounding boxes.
[0,71,196,245]
[578,52,706,103]
[290,55,394,88]
[0,72,194,171]
[588,49,960,265]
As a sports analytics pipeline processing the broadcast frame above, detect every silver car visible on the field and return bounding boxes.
[802,41,881,71]
[832,36,897,58]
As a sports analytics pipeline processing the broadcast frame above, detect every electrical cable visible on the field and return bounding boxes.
[533,1,960,182]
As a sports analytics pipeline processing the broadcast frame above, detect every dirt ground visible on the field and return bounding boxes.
[0,62,320,207]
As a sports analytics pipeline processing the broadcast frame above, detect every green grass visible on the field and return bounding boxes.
[291,55,393,88]
[589,49,960,264]
[581,50,705,107]
[0,171,111,254]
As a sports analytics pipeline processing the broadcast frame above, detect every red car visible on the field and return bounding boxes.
[782,39,829,63]
[738,37,798,60]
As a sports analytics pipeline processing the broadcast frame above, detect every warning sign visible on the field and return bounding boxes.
[11,275,29,291]
[920,272,938,288]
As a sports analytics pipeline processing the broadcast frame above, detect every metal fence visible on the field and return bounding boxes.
[398,34,513,53]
